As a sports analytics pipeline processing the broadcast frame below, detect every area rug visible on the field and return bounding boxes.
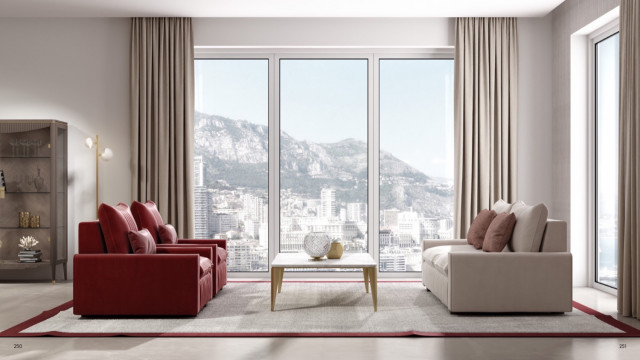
[2,281,639,337]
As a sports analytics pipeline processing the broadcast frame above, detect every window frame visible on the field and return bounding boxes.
[195,48,454,279]
[588,21,619,294]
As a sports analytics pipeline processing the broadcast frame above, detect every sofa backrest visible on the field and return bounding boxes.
[491,200,567,253]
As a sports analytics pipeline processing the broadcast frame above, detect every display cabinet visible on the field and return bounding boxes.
[0,120,67,283]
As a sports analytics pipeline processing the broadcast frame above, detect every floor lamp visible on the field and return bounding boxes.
[85,135,113,217]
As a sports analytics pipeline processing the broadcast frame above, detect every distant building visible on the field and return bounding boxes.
[194,186,210,238]
[211,213,238,234]
[383,209,400,229]
[379,252,406,272]
[320,188,337,219]
[194,155,204,187]
[347,202,367,222]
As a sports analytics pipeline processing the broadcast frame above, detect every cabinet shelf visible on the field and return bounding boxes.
[4,191,50,194]
[0,260,51,270]
[0,227,51,230]
[0,156,50,159]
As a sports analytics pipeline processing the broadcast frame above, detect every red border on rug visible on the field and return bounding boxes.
[2,283,639,338]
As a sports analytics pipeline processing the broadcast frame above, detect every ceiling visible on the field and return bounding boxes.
[0,0,565,18]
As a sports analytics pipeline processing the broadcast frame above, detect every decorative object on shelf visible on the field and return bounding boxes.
[19,211,30,228]
[327,240,344,259]
[33,166,44,192]
[84,134,113,217]
[29,215,40,228]
[303,232,331,260]
[18,249,42,263]
[0,169,5,199]
[18,235,39,251]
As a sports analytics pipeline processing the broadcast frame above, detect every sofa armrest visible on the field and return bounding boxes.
[178,238,227,251]
[447,252,573,312]
[422,239,467,252]
[156,245,214,261]
[73,254,201,316]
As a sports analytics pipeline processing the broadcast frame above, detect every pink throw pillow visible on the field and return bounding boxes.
[482,213,517,252]
[128,229,157,254]
[467,209,498,249]
[158,224,178,244]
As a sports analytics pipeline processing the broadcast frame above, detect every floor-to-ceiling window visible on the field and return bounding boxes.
[279,59,369,259]
[194,59,269,272]
[594,31,619,289]
[195,51,453,275]
[378,59,454,272]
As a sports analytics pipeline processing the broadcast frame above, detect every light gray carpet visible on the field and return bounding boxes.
[22,282,623,335]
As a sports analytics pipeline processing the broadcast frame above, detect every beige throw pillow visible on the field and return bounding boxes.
[508,202,549,252]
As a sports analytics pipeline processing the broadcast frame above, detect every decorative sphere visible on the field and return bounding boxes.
[303,232,331,260]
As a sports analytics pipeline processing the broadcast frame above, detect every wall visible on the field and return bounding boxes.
[0,18,130,280]
[194,18,455,47]
[517,17,554,207]
[549,0,620,286]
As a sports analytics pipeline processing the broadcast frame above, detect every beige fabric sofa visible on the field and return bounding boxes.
[421,200,573,313]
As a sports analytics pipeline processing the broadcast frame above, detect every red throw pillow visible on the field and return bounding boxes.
[483,212,517,252]
[128,229,157,254]
[158,224,178,244]
[131,200,164,243]
[98,202,139,254]
[467,209,498,249]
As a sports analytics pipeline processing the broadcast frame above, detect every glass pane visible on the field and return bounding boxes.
[595,33,619,288]
[194,59,269,272]
[279,59,368,265]
[379,59,454,272]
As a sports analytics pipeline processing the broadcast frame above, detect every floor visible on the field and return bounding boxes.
[0,282,639,360]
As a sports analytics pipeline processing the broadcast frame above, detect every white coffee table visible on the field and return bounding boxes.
[270,252,378,312]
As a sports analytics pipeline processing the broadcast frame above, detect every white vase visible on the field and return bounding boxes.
[303,232,331,260]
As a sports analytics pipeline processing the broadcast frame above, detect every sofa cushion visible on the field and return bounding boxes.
[98,203,138,254]
[467,209,497,249]
[217,247,228,264]
[199,256,213,277]
[482,212,517,252]
[509,202,549,252]
[128,229,157,254]
[491,199,513,214]
[423,245,477,275]
[130,200,164,243]
[158,224,178,244]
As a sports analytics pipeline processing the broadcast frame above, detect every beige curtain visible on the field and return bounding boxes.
[130,18,194,238]
[618,0,640,320]
[454,18,518,238]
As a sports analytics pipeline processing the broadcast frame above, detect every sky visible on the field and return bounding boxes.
[195,58,453,179]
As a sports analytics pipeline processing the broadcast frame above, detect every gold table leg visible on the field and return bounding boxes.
[278,267,284,293]
[368,266,378,312]
[363,267,369,293]
[271,267,279,311]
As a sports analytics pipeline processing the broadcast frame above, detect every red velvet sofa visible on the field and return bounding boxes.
[73,202,216,316]
[130,201,228,295]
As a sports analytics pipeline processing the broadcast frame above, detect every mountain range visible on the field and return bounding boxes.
[194,112,453,218]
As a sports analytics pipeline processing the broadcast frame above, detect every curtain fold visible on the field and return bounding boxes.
[453,18,518,238]
[618,0,640,320]
[131,18,194,238]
